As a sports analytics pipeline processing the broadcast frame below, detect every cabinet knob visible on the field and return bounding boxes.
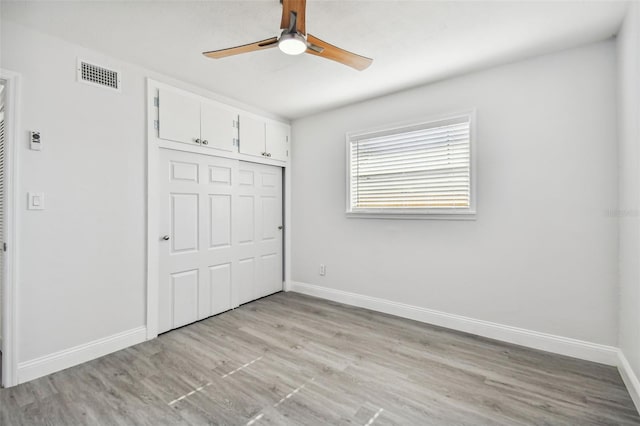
[194,138,201,144]
[267,153,272,157]
[162,235,170,241]
[202,140,209,145]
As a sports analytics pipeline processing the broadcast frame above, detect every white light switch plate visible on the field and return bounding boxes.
[28,192,45,210]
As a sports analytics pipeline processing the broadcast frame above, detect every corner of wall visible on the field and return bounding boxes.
[618,350,640,413]
[616,0,640,414]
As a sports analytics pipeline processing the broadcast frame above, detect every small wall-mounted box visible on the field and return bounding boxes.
[30,131,42,151]
[28,192,45,210]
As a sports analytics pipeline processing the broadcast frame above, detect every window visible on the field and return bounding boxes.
[346,112,475,219]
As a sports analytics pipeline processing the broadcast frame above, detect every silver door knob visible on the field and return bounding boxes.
[202,140,209,145]
[162,235,170,241]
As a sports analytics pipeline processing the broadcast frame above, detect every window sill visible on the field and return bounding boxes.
[346,210,477,221]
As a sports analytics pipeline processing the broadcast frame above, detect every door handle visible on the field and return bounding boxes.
[162,235,170,241]
[277,226,283,230]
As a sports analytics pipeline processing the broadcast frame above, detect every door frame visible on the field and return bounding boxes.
[145,79,292,340]
[1,69,21,388]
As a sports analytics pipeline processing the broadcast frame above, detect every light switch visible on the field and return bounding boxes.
[28,192,45,210]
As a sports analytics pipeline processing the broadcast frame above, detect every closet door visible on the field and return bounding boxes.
[201,155,237,318]
[158,150,283,333]
[158,149,237,333]
[236,162,283,304]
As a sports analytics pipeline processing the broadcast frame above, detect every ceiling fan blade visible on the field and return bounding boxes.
[305,34,373,71]
[203,37,279,59]
[280,0,307,35]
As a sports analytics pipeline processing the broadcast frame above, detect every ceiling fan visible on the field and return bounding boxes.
[202,0,373,71]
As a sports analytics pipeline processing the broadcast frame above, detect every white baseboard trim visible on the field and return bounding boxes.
[618,350,640,413]
[17,326,147,384]
[289,281,619,366]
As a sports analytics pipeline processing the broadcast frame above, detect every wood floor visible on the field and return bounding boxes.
[1,292,639,425]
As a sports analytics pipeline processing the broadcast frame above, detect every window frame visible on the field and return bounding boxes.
[345,110,477,220]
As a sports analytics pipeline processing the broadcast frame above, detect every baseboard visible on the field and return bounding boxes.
[289,281,619,366]
[17,326,147,384]
[618,350,640,413]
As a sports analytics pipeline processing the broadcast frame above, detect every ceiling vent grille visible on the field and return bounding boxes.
[77,59,121,92]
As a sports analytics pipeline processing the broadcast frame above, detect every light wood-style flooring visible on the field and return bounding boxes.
[1,292,639,425]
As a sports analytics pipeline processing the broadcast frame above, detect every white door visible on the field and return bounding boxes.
[200,101,237,152]
[236,162,283,305]
[158,149,283,333]
[158,149,237,333]
[158,89,201,145]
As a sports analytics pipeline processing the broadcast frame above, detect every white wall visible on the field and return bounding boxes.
[2,22,146,364]
[618,1,640,387]
[291,41,618,346]
[0,21,285,368]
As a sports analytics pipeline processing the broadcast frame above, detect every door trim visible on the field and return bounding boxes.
[1,69,21,388]
[146,78,292,340]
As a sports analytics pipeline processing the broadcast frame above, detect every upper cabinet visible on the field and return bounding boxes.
[154,84,289,163]
[265,122,289,162]
[238,113,289,162]
[158,88,237,152]
[158,89,201,145]
[201,102,237,152]
[238,114,267,158]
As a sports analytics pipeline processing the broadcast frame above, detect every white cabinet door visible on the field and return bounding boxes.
[238,114,266,158]
[201,102,237,152]
[158,89,201,145]
[265,122,289,161]
[236,162,283,304]
[158,149,283,333]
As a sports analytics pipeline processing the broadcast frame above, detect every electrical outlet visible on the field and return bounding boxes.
[319,264,326,276]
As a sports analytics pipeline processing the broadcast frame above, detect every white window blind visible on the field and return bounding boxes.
[347,113,474,217]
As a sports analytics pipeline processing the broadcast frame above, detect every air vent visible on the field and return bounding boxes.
[77,59,121,91]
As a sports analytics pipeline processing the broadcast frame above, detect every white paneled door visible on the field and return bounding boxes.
[158,149,283,333]
[236,162,283,305]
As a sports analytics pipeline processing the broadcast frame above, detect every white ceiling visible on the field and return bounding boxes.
[1,0,629,120]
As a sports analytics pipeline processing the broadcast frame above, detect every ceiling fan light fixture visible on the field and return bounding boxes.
[278,32,307,55]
